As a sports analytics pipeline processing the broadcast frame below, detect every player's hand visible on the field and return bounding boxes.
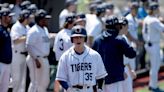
[129,70,137,79]
[35,59,41,68]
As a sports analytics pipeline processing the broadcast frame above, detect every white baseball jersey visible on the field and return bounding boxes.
[10,21,28,52]
[56,45,107,86]
[126,13,139,40]
[86,14,103,40]
[26,24,50,58]
[142,15,164,43]
[10,21,28,92]
[53,28,72,61]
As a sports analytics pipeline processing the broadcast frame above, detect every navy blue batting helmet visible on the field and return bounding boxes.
[71,25,87,42]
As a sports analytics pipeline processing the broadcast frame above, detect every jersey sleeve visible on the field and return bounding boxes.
[10,26,22,41]
[153,19,164,32]
[121,39,136,58]
[26,30,37,45]
[95,53,108,79]
[56,54,68,82]
[53,33,63,61]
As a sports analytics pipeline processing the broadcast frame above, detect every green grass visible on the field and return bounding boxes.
[135,81,164,92]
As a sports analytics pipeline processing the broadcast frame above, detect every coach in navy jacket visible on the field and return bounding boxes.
[92,16,136,87]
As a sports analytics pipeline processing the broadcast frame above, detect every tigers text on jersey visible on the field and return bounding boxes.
[56,45,107,86]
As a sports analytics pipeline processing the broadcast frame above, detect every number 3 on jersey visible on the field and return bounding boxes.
[59,39,64,51]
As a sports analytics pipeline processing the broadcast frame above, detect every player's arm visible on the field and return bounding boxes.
[13,35,26,44]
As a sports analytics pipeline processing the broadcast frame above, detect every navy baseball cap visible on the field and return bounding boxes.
[35,9,51,19]
[0,8,15,16]
[75,13,86,23]
[20,1,31,10]
[27,4,38,14]
[65,14,75,23]
[71,25,87,37]
[19,9,31,19]
[105,2,114,9]
[149,2,159,10]
[130,2,139,9]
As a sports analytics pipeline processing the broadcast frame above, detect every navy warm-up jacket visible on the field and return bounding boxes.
[92,33,136,84]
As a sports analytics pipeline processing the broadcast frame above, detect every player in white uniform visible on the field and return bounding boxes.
[59,0,76,29]
[56,25,107,92]
[53,14,75,92]
[125,2,143,71]
[53,15,75,62]
[26,9,51,92]
[86,4,105,47]
[142,2,164,91]
[10,9,31,92]
[119,17,137,92]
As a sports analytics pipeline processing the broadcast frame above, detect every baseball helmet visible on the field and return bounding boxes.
[20,1,31,10]
[71,25,87,42]
[96,4,106,15]
[19,9,31,19]
[149,2,159,10]
[75,13,86,23]
[65,14,76,24]
[105,17,114,29]
[27,4,38,14]
[119,17,128,25]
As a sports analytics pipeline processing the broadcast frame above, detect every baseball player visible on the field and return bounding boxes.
[56,25,107,92]
[59,0,77,29]
[92,16,136,92]
[53,14,75,92]
[0,8,14,92]
[125,2,143,71]
[142,2,164,91]
[26,9,51,92]
[10,9,31,92]
[118,17,137,92]
[86,4,105,47]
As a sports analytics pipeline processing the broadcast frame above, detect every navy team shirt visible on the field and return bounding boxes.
[92,31,136,84]
[0,25,12,64]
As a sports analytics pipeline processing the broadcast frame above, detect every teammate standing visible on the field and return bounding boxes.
[26,9,51,92]
[0,8,14,92]
[142,2,164,91]
[92,16,136,92]
[10,9,31,92]
[56,25,107,92]
[53,14,75,92]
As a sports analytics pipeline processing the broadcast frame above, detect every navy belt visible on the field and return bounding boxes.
[72,85,90,89]
[37,56,48,58]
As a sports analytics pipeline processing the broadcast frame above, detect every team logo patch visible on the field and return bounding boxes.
[75,29,81,33]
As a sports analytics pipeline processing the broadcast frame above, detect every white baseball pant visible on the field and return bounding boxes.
[11,51,27,92]
[0,63,10,92]
[103,81,124,92]
[145,43,161,88]
[65,86,93,92]
[26,55,50,92]
[122,66,133,92]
